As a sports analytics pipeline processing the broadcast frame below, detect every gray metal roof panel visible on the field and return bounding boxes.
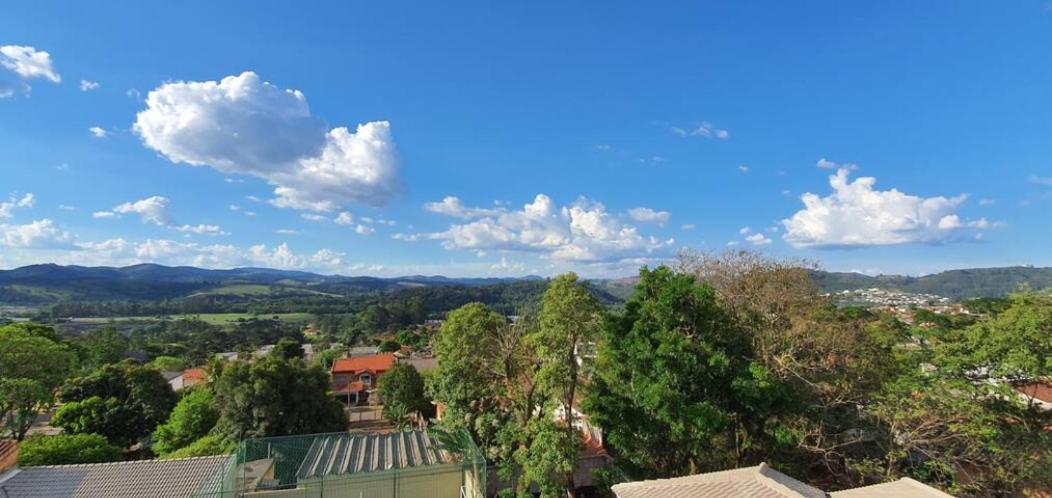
[0,455,229,498]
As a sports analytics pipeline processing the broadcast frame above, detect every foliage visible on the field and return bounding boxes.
[77,327,130,369]
[272,338,304,360]
[527,273,600,494]
[150,355,187,371]
[378,339,401,353]
[161,434,235,459]
[212,355,345,439]
[152,389,220,456]
[18,433,123,466]
[378,363,432,420]
[55,361,178,447]
[0,325,74,440]
[584,266,786,477]
[0,325,76,390]
[937,290,1052,380]
[0,378,51,440]
[429,303,509,450]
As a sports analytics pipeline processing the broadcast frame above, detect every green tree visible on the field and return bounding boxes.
[79,328,131,369]
[0,326,75,440]
[429,303,507,451]
[379,339,401,353]
[18,433,123,466]
[378,363,431,421]
[0,326,76,391]
[272,338,304,360]
[584,266,784,477]
[938,290,1052,381]
[0,378,51,440]
[161,434,235,459]
[56,361,178,447]
[150,355,187,372]
[152,389,220,456]
[525,273,600,495]
[212,355,345,439]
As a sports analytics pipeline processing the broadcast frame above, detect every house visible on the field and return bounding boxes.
[0,454,229,498]
[611,463,953,498]
[166,368,208,391]
[331,352,396,404]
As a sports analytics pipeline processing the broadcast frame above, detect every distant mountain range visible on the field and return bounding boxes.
[0,263,1049,305]
[0,263,544,305]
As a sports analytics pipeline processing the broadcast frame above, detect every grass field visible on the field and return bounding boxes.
[69,312,315,325]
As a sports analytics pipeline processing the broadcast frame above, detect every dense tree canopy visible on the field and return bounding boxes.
[19,433,123,466]
[152,389,220,456]
[55,361,177,447]
[585,266,785,477]
[378,363,431,422]
[212,355,345,439]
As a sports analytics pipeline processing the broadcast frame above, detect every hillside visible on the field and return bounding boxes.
[1,263,1050,306]
[0,263,544,305]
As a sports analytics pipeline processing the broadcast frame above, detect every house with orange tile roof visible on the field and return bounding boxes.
[330,353,396,404]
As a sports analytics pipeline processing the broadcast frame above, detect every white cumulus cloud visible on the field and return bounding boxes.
[0,45,60,97]
[745,233,772,246]
[89,126,109,138]
[627,207,671,226]
[782,168,976,248]
[425,196,503,219]
[429,194,673,262]
[79,80,99,91]
[133,71,401,211]
[0,219,73,248]
[110,196,171,225]
[0,193,34,219]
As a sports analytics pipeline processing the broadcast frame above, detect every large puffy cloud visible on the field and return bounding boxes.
[782,168,976,248]
[1,219,73,248]
[0,45,60,97]
[428,194,673,262]
[134,72,401,210]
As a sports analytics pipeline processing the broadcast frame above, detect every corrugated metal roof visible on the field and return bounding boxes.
[296,430,454,478]
[0,455,229,498]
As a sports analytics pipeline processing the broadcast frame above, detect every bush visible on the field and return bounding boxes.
[152,389,219,456]
[161,434,234,459]
[150,356,187,372]
[18,434,122,466]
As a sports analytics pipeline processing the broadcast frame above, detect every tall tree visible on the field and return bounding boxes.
[584,266,784,478]
[378,363,432,421]
[212,355,345,439]
[151,389,220,456]
[55,361,178,447]
[528,273,600,495]
[0,325,75,440]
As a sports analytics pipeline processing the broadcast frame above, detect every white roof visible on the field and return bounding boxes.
[830,478,954,498]
[611,463,827,498]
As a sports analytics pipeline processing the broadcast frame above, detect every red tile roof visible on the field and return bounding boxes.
[331,353,396,375]
[182,368,208,381]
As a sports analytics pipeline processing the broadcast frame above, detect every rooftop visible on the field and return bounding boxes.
[0,455,229,498]
[611,463,826,498]
[830,478,955,498]
[331,353,396,374]
[297,430,457,478]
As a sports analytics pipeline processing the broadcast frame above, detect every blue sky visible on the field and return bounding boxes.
[2,1,1051,277]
